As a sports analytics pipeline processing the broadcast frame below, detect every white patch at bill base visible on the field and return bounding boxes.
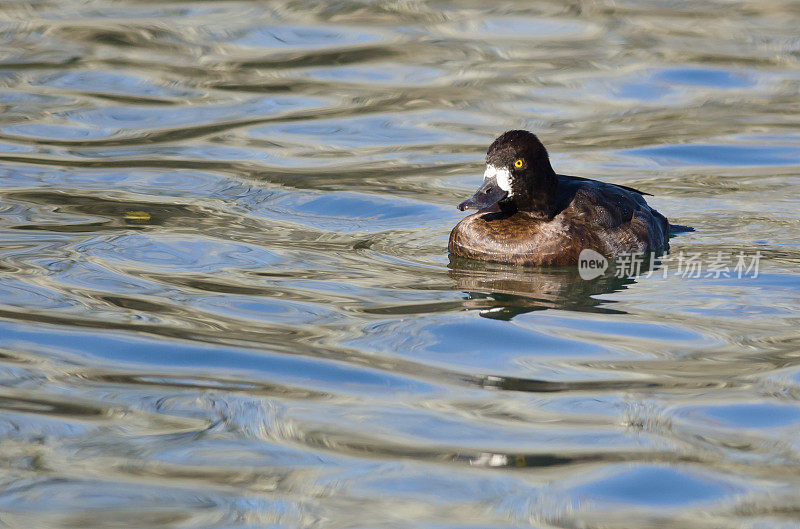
[483,164,513,195]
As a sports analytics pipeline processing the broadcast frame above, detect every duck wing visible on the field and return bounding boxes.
[559,174,694,233]
[558,174,652,196]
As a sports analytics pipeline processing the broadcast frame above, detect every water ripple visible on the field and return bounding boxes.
[1,0,799,527]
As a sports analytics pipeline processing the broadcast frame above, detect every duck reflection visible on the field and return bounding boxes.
[448,254,647,320]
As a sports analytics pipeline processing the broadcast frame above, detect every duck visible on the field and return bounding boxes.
[449,130,673,266]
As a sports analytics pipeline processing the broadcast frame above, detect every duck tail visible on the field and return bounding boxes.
[669,224,695,233]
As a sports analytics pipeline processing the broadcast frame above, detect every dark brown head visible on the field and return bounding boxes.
[457,130,558,216]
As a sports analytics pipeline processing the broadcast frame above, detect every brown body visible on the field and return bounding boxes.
[449,175,669,266]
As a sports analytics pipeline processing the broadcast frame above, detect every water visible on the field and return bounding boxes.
[0,1,799,527]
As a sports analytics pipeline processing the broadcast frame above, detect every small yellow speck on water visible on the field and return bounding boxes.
[124,211,151,222]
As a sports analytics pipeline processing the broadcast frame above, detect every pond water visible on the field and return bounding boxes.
[1,1,799,528]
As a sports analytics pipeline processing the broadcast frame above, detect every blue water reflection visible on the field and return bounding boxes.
[0,1,799,528]
[571,465,740,507]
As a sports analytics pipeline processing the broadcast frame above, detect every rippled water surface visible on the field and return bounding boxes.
[1,1,799,527]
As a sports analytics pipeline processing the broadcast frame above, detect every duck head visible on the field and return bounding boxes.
[457,130,558,216]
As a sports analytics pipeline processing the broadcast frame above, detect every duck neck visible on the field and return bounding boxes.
[518,158,558,217]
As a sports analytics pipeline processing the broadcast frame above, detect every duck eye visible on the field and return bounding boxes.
[514,159,523,168]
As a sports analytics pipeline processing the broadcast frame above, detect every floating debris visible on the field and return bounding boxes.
[124,211,151,223]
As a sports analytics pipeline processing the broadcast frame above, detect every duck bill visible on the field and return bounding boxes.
[457,177,508,211]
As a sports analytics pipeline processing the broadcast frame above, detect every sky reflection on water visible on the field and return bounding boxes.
[0,1,799,528]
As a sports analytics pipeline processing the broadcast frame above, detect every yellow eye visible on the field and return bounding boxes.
[514,159,523,168]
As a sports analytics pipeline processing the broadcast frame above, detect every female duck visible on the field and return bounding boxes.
[449,130,671,266]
